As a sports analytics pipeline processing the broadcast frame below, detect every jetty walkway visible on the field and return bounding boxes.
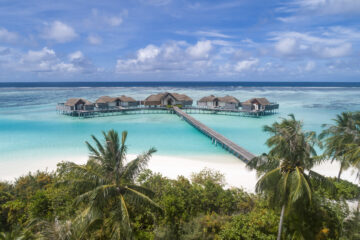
[173,107,255,162]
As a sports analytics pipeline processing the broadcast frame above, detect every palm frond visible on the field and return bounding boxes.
[122,147,157,182]
[124,187,163,213]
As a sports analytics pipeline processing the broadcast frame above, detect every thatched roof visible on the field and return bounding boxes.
[96,95,137,103]
[218,95,240,104]
[96,96,115,104]
[243,98,270,105]
[118,95,136,102]
[168,93,193,101]
[65,98,92,106]
[145,93,164,102]
[198,95,217,102]
[145,92,193,102]
[198,95,239,104]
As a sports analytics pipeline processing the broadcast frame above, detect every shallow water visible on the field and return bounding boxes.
[1,86,360,179]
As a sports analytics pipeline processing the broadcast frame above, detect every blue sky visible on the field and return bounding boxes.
[0,0,359,82]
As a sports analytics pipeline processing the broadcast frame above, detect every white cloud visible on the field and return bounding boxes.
[186,40,212,59]
[106,16,123,26]
[22,47,56,62]
[296,0,360,14]
[87,34,102,45]
[68,51,84,61]
[320,43,352,58]
[271,30,354,58]
[137,45,160,62]
[234,58,259,72]
[275,38,297,55]
[0,28,18,43]
[176,30,232,39]
[43,21,77,43]
[280,0,360,16]
[7,47,98,74]
[19,47,75,72]
[116,41,214,73]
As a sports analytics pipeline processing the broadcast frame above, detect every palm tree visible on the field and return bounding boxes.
[248,114,332,240]
[320,112,357,181]
[59,130,162,239]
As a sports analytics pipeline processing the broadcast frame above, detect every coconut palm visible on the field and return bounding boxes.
[248,114,332,240]
[59,130,161,239]
[320,112,358,180]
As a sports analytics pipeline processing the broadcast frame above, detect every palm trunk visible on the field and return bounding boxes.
[337,164,343,181]
[277,204,286,240]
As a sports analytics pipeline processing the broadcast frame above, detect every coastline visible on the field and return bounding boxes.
[1,153,358,193]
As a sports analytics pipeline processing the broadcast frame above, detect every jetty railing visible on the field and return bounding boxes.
[173,107,255,162]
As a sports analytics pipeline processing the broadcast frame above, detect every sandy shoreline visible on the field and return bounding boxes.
[0,154,358,193]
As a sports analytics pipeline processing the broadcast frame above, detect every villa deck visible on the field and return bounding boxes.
[56,104,278,118]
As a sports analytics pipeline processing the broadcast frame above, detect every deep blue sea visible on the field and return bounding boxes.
[1,82,360,180]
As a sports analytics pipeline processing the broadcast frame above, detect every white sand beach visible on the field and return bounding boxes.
[1,153,358,193]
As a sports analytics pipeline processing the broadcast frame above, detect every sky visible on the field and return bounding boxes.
[0,0,359,82]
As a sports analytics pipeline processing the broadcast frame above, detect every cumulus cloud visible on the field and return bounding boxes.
[115,40,263,75]
[320,43,352,58]
[234,58,259,72]
[186,40,212,59]
[2,47,98,74]
[116,41,215,73]
[137,45,160,62]
[68,51,84,61]
[275,38,297,55]
[0,28,18,43]
[43,21,77,43]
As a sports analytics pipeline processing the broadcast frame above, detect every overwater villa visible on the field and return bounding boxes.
[197,95,241,110]
[95,95,138,110]
[57,93,278,118]
[63,98,94,111]
[241,98,279,113]
[144,92,193,107]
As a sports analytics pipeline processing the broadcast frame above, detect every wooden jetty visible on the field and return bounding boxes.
[173,107,255,162]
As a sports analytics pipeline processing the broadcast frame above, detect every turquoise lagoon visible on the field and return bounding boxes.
[1,86,360,180]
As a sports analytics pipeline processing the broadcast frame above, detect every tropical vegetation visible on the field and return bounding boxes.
[0,112,360,239]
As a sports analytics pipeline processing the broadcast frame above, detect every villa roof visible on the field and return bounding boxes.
[198,95,217,102]
[198,95,239,104]
[243,98,270,105]
[145,93,164,102]
[118,95,137,102]
[96,96,115,103]
[96,95,137,103]
[218,95,240,104]
[145,92,193,102]
[65,98,92,106]
[168,93,193,101]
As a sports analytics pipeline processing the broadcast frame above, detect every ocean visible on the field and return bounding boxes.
[1,82,360,183]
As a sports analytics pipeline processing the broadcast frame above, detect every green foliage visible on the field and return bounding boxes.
[181,213,231,240]
[1,115,359,240]
[220,207,278,240]
[313,177,360,200]
[342,206,360,240]
[28,191,52,220]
